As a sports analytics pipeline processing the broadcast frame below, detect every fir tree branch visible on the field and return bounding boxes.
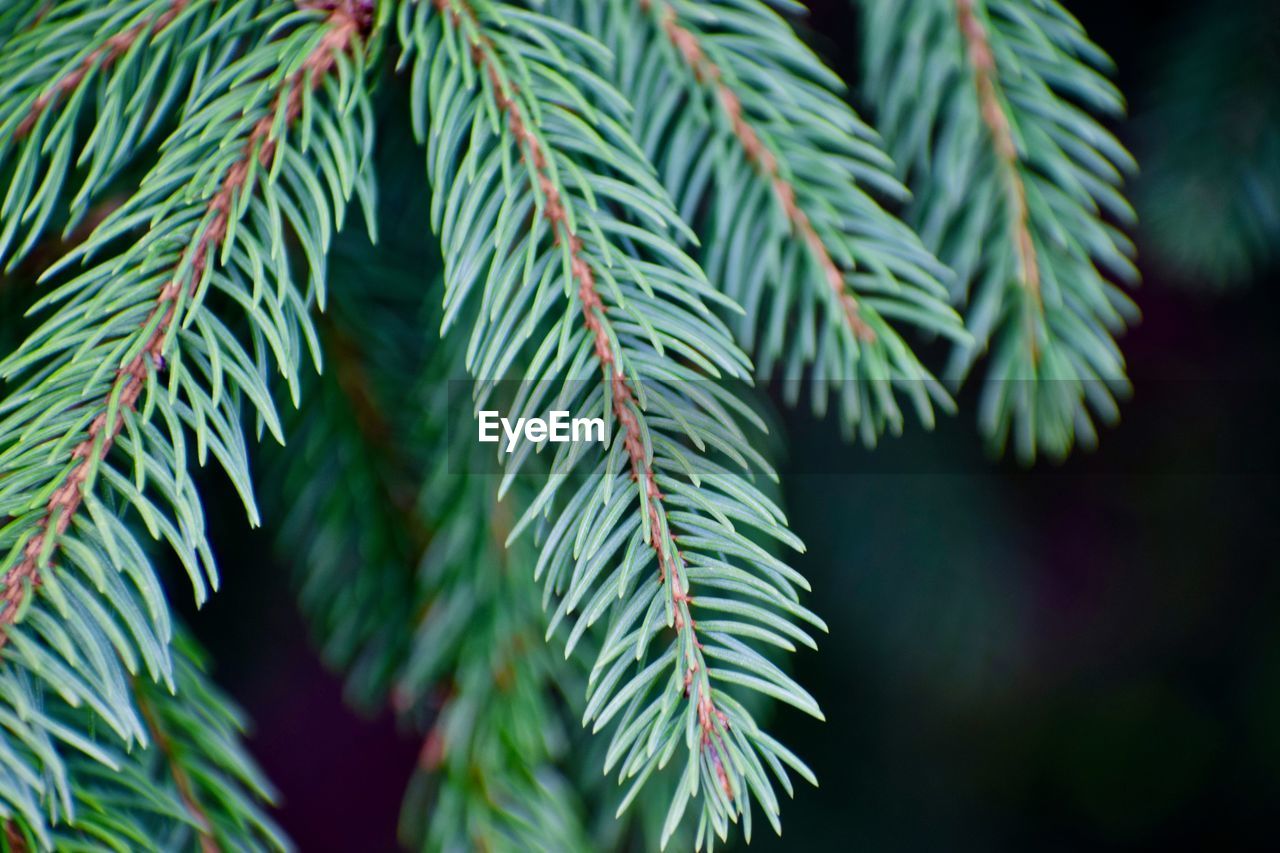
[552,0,965,444]
[403,2,825,845]
[0,0,270,268]
[431,0,731,758]
[0,2,373,841]
[1,634,285,851]
[397,458,591,852]
[0,0,369,646]
[264,245,594,846]
[437,0,736,806]
[262,212,595,847]
[860,0,1139,459]
[125,637,287,852]
[135,679,219,853]
[954,0,1042,354]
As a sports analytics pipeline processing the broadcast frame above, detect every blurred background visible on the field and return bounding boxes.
[175,1,1280,849]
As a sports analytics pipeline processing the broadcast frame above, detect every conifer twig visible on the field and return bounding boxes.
[136,683,220,853]
[555,0,964,446]
[0,0,370,644]
[435,0,733,782]
[954,0,1042,359]
[859,0,1136,457]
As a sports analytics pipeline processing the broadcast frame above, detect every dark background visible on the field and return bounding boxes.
[186,2,1280,850]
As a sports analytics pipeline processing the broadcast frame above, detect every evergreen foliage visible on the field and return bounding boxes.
[2,632,286,852]
[401,2,824,844]
[550,0,966,445]
[0,0,1143,849]
[270,247,592,850]
[396,360,592,853]
[1133,0,1280,288]
[860,0,1138,459]
[1,0,373,845]
[0,0,272,269]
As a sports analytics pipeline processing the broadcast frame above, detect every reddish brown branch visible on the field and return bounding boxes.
[0,0,369,645]
[436,0,731,788]
[641,0,875,344]
[418,716,447,771]
[135,684,220,853]
[323,317,431,554]
[3,820,28,853]
[955,0,1043,357]
[15,0,192,139]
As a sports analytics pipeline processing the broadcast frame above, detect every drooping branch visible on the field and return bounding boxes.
[954,0,1043,356]
[435,0,734,789]
[0,0,370,644]
[135,683,219,853]
[860,0,1137,457]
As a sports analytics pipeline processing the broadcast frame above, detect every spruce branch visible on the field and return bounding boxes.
[0,0,1161,845]
[136,679,219,853]
[642,0,878,343]
[0,0,370,646]
[0,0,271,269]
[396,364,592,852]
[12,0,191,141]
[126,639,287,852]
[1,634,285,851]
[402,1,824,846]
[418,0,728,692]
[263,236,594,847]
[551,0,965,444]
[0,1,373,842]
[954,0,1042,340]
[860,0,1139,459]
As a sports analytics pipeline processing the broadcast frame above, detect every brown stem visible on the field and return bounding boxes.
[15,0,193,139]
[640,0,876,344]
[418,716,447,771]
[135,684,220,853]
[3,820,28,853]
[955,0,1043,360]
[435,0,733,796]
[0,0,370,645]
[322,317,431,553]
